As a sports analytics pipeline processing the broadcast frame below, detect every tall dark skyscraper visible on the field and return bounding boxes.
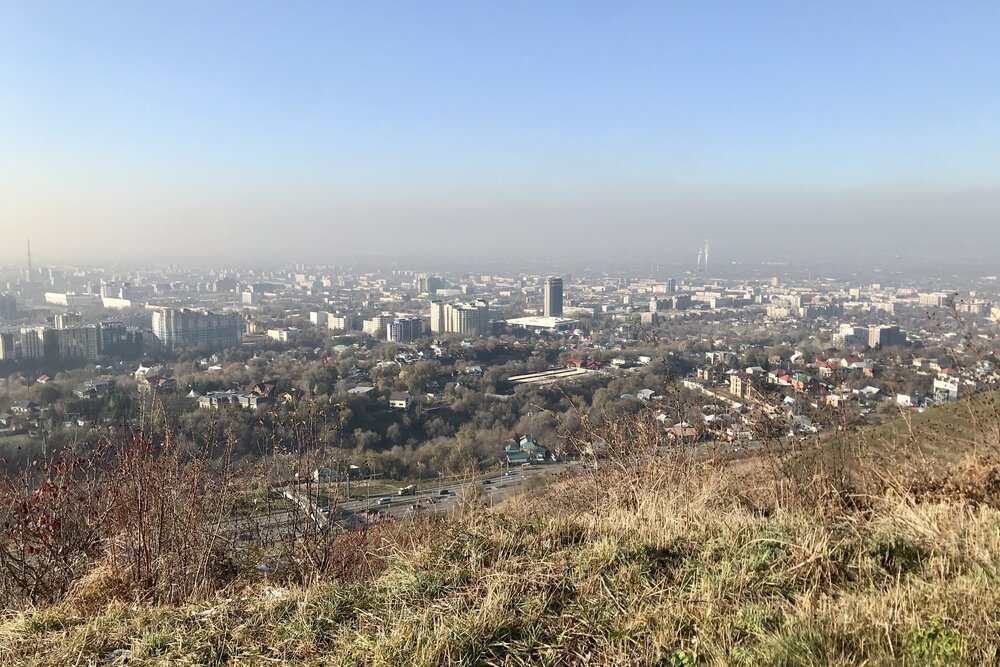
[544,276,563,318]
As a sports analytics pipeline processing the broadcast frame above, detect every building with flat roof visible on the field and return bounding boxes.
[506,316,579,332]
[868,325,906,349]
[363,313,394,338]
[0,294,16,321]
[55,326,100,361]
[19,327,53,359]
[415,274,444,294]
[0,332,14,360]
[429,300,445,334]
[44,292,101,308]
[544,277,563,317]
[54,312,83,330]
[430,300,490,336]
[151,308,243,351]
[329,314,360,331]
[387,317,426,343]
[918,292,957,308]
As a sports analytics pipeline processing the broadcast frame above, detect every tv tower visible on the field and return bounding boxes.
[26,238,33,283]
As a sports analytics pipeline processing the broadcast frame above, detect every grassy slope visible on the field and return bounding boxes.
[3,399,1000,666]
[845,391,1000,463]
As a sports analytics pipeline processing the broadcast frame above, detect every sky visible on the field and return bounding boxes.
[1,1,999,266]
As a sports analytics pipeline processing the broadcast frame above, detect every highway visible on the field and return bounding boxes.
[336,462,570,520]
[247,437,779,537]
[246,463,572,537]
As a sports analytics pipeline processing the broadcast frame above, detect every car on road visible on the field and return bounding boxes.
[377,497,392,505]
[439,489,450,495]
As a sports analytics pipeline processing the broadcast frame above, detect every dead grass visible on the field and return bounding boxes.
[3,398,1000,665]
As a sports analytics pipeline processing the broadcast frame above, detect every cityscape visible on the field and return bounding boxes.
[1,249,993,464]
[2,1,1000,664]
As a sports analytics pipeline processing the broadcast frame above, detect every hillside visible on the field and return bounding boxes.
[2,400,1000,665]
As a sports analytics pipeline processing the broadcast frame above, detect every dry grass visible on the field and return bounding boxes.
[3,400,1000,665]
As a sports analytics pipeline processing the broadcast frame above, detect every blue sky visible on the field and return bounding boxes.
[2,1,999,263]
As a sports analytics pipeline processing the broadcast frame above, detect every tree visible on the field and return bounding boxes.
[405,361,442,395]
[301,364,339,396]
[385,423,404,445]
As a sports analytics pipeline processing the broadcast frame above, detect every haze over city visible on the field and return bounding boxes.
[3,1,999,265]
[9,4,1000,663]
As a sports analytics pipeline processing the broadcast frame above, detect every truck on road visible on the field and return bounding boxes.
[397,484,417,496]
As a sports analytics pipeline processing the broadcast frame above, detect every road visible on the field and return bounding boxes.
[244,463,572,538]
[336,462,570,520]
[249,437,782,536]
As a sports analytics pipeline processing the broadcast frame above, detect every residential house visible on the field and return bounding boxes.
[501,436,550,464]
[198,390,274,411]
[815,361,837,378]
[730,373,759,400]
[501,442,530,465]
[697,365,724,383]
[389,391,412,410]
[666,422,699,440]
[137,375,176,394]
[791,373,817,394]
[245,380,277,397]
[518,436,549,462]
[9,401,40,416]
[73,378,116,399]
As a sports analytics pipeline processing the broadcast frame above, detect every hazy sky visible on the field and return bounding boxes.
[2,2,998,265]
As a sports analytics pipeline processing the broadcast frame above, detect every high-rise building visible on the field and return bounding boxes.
[416,274,444,294]
[447,300,490,336]
[650,297,671,312]
[363,314,394,338]
[54,312,83,329]
[430,300,490,336]
[0,294,16,321]
[19,327,48,359]
[387,317,426,343]
[918,292,957,308]
[328,314,360,331]
[544,277,563,317]
[429,300,445,334]
[55,326,100,361]
[832,324,869,348]
[309,311,329,328]
[0,332,14,360]
[868,325,906,349]
[98,321,143,358]
[151,308,244,351]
